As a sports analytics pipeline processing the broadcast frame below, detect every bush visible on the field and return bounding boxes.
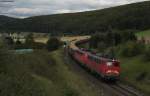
[98,42,106,52]
[136,72,148,81]
[120,41,145,57]
[89,33,110,48]
[64,87,78,96]
[5,37,14,45]
[104,47,116,59]
[46,37,62,51]
[25,33,35,48]
[32,42,46,49]
[143,47,150,61]
[119,30,137,42]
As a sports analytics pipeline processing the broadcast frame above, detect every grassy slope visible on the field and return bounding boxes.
[120,56,150,94]
[0,49,101,96]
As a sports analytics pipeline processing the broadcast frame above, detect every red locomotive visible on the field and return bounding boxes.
[68,39,120,81]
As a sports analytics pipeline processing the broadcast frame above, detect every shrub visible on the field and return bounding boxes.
[64,87,78,96]
[89,33,111,48]
[120,30,137,42]
[120,41,145,57]
[136,72,148,81]
[25,33,35,47]
[5,37,14,45]
[46,37,62,51]
[32,42,46,49]
[143,47,150,61]
[98,42,107,52]
[105,47,116,59]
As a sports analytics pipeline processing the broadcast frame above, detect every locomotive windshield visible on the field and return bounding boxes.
[96,53,116,60]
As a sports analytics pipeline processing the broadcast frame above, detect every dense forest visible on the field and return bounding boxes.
[0,15,19,26]
[0,1,150,35]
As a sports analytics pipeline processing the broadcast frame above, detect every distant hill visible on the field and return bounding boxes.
[0,1,150,35]
[0,15,19,26]
[0,15,21,32]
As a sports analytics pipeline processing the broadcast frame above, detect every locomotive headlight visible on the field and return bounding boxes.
[107,62,113,66]
[106,70,112,73]
[114,71,119,74]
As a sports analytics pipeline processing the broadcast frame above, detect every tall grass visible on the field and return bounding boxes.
[0,49,102,96]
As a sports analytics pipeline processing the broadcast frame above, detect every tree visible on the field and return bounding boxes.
[5,37,14,45]
[89,33,106,48]
[120,31,137,42]
[46,37,62,51]
[120,41,145,57]
[16,39,22,45]
[25,33,34,44]
[15,39,23,49]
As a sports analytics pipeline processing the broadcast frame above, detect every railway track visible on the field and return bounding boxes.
[65,36,146,96]
[108,82,144,96]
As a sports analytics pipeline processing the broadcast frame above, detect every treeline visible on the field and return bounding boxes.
[89,30,137,50]
[89,30,150,61]
[0,1,150,35]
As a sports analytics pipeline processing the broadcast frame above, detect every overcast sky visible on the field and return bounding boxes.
[0,0,148,18]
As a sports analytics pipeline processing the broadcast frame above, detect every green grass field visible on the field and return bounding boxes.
[136,30,150,38]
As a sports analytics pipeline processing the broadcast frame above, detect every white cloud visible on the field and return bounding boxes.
[8,8,40,14]
[0,0,148,18]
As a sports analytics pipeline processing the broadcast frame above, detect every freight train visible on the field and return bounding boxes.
[68,38,120,81]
